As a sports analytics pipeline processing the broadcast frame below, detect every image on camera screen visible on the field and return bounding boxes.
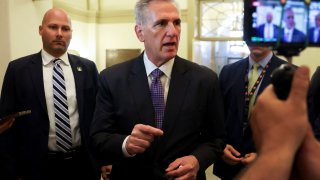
[244,0,320,47]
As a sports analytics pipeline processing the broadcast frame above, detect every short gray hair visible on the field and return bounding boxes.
[134,0,179,25]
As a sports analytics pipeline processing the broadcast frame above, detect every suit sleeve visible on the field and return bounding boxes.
[90,70,127,165]
[0,62,16,117]
[191,68,226,171]
[0,62,19,179]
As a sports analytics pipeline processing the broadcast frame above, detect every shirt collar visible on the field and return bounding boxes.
[41,49,69,66]
[266,23,272,26]
[249,51,273,69]
[285,28,293,34]
[143,52,174,78]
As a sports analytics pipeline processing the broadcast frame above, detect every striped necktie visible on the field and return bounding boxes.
[150,69,165,129]
[53,58,72,152]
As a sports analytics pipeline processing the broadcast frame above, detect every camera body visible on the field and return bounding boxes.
[271,64,297,100]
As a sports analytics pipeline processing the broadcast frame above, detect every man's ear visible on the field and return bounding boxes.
[39,25,43,36]
[135,24,144,42]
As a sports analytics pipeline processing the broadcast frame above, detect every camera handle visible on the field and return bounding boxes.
[275,45,306,64]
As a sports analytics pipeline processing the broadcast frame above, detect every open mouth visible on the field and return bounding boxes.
[163,42,176,47]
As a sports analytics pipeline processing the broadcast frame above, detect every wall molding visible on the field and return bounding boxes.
[53,0,188,24]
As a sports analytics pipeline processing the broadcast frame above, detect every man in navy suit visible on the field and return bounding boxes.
[0,8,101,180]
[90,0,226,179]
[309,13,320,44]
[257,12,279,41]
[213,46,287,179]
[281,7,306,43]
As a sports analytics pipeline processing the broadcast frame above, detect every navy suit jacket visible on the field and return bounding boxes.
[0,52,100,179]
[214,54,287,179]
[257,24,279,40]
[308,28,320,43]
[90,53,226,180]
[281,28,306,42]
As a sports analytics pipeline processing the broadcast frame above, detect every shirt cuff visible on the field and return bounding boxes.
[122,136,136,157]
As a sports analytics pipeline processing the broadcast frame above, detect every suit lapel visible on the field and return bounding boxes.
[162,57,190,132]
[128,55,155,126]
[234,59,249,112]
[30,52,47,113]
[68,54,85,120]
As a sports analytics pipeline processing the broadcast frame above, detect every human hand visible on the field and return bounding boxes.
[222,144,243,165]
[164,155,199,180]
[126,124,163,155]
[101,165,112,180]
[237,66,310,180]
[251,66,309,154]
[241,152,257,165]
[0,117,15,134]
[291,124,320,180]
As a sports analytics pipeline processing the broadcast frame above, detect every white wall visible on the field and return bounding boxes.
[9,0,52,59]
[69,21,97,62]
[0,0,11,94]
[290,47,320,74]
[0,0,52,93]
[96,23,142,71]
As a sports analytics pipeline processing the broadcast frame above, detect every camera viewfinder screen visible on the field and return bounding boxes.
[244,0,320,46]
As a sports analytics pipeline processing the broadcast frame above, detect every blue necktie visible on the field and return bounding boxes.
[53,59,72,152]
[150,69,165,129]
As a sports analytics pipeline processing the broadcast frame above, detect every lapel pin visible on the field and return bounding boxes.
[77,67,82,71]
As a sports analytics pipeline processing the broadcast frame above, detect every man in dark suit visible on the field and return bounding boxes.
[257,12,279,41]
[309,13,320,44]
[90,0,226,179]
[0,8,100,180]
[281,7,306,43]
[213,46,287,179]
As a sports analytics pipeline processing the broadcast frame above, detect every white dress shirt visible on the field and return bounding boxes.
[42,50,81,151]
[264,23,274,39]
[284,28,293,42]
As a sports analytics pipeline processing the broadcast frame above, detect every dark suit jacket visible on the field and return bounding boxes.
[257,24,279,40]
[214,54,287,179]
[0,52,100,180]
[308,66,320,139]
[90,54,226,180]
[308,28,320,43]
[281,28,306,42]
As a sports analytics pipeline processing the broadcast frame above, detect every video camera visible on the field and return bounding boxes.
[244,0,320,57]
[243,0,320,99]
